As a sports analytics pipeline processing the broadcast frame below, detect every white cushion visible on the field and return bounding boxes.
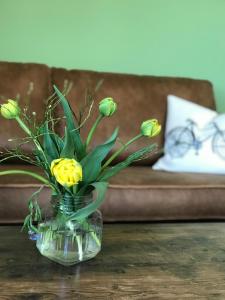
[152,95,225,174]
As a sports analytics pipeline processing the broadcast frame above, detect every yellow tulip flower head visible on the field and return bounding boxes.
[99,97,117,117]
[141,119,161,137]
[50,158,82,187]
[1,99,21,119]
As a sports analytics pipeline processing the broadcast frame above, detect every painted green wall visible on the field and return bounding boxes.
[0,0,225,111]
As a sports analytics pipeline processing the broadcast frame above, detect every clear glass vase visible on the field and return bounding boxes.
[35,194,102,266]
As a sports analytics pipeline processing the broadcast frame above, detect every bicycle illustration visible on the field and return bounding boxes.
[165,119,225,159]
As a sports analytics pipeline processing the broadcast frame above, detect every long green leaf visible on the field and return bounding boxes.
[60,127,75,158]
[42,122,59,163]
[67,182,108,222]
[80,128,119,184]
[98,143,157,181]
[53,85,85,160]
[52,133,64,153]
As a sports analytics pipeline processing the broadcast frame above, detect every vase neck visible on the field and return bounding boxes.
[52,193,93,216]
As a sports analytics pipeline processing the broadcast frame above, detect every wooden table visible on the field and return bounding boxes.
[0,223,225,299]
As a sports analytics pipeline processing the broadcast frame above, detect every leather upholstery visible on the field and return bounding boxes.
[51,67,215,164]
[1,165,225,223]
[0,62,51,157]
[0,61,220,222]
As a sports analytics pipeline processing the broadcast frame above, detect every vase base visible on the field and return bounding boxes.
[36,228,102,266]
[35,209,102,266]
[37,247,101,266]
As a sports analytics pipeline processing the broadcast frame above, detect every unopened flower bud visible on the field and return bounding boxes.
[141,119,161,137]
[99,97,117,117]
[1,99,21,119]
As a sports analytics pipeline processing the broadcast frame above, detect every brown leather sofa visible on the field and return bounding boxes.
[0,61,224,223]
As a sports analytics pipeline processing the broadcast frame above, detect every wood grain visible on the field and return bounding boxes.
[0,223,225,299]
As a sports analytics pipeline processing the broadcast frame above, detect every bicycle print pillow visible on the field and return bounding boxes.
[153,95,225,174]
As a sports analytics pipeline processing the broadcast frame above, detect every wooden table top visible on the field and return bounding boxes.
[0,223,225,299]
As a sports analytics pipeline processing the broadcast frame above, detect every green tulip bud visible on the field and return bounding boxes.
[141,119,161,137]
[1,99,21,119]
[99,97,117,117]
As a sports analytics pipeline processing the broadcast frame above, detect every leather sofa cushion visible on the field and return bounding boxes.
[52,67,216,165]
[1,165,225,223]
[0,61,51,157]
[105,167,225,221]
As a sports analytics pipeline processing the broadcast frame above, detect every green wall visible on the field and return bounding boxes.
[0,0,225,111]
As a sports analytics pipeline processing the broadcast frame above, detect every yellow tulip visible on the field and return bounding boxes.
[1,99,21,119]
[51,158,82,187]
[99,97,117,117]
[141,119,161,137]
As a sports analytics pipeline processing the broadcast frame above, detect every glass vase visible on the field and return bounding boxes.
[35,194,102,266]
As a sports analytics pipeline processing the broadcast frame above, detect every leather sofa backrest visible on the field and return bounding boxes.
[52,67,215,165]
[0,61,216,165]
[0,61,51,158]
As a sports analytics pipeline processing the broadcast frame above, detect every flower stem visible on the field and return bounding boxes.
[76,235,83,261]
[101,133,143,170]
[15,116,32,136]
[86,115,103,147]
[15,117,49,168]
[91,230,101,247]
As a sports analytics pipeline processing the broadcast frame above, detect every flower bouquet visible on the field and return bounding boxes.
[0,85,161,266]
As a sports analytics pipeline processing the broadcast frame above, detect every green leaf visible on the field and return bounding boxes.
[80,128,119,184]
[67,182,108,222]
[22,187,43,232]
[53,85,86,160]
[98,143,157,181]
[21,215,31,232]
[42,122,59,163]
[60,127,75,158]
[53,134,64,153]
[34,200,42,221]
[33,148,46,166]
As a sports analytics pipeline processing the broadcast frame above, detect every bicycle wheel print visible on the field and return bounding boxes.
[165,127,194,158]
[212,131,225,160]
